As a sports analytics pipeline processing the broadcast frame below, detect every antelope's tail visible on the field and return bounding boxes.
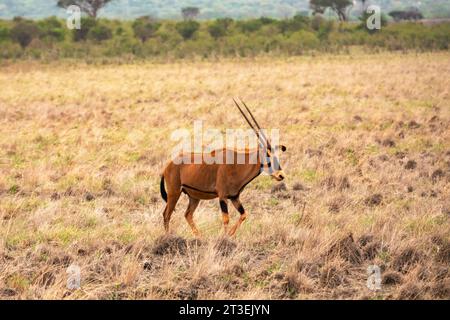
[160,175,168,203]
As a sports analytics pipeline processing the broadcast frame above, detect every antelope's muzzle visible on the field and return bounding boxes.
[272,170,285,181]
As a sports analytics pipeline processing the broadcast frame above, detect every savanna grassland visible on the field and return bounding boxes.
[0,52,449,300]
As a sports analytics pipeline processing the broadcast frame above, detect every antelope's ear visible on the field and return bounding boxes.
[280,145,287,152]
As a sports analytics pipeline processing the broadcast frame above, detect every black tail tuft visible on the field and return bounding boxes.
[160,175,168,203]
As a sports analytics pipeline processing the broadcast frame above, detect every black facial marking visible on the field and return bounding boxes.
[220,200,228,214]
[237,205,245,215]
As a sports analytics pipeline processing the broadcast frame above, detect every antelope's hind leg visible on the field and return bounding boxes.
[228,198,247,236]
[163,191,181,233]
[185,197,201,237]
[219,199,230,234]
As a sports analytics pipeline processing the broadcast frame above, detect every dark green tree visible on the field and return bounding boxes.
[175,20,200,40]
[72,16,96,41]
[88,24,112,41]
[132,16,161,43]
[208,18,233,39]
[389,8,424,21]
[238,19,263,33]
[57,0,113,18]
[181,7,200,20]
[10,18,40,48]
[278,14,310,34]
[310,0,353,21]
[38,17,66,42]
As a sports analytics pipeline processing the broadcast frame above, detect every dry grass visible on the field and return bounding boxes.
[0,52,449,300]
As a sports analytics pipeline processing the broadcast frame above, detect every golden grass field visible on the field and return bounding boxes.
[0,52,449,300]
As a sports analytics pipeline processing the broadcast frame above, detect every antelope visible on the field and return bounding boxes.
[160,99,287,237]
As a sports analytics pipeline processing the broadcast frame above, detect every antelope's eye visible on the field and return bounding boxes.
[281,145,287,152]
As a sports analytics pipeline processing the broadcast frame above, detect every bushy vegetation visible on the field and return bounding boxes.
[1,0,450,19]
[0,16,448,60]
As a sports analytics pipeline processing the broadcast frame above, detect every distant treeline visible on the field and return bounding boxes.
[0,16,449,60]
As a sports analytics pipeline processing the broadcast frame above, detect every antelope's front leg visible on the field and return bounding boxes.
[229,198,247,236]
[219,199,230,234]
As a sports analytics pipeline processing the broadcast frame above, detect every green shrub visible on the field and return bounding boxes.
[38,17,66,42]
[238,19,264,33]
[0,26,10,42]
[88,24,113,42]
[208,18,233,39]
[278,15,311,34]
[10,18,40,48]
[175,20,200,40]
[132,16,161,43]
[0,16,448,60]
[73,17,96,42]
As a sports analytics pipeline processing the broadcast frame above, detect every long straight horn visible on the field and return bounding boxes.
[239,98,272,151]
[233,98,265,146]
[233,98,258,136]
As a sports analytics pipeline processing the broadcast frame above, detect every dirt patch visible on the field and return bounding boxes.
[326,234,363,265]
[328,201,341,213]
[0,288,17,297]
[408,121,421,129]
[176,287,198,300]
[395,151,407,159]
[226,264,245,277]
[39,271,56,288]
[305,148,323,157]
[176,277,211,300]
[50,192,60,201]
[429,115,439,123]
[321,176,336,190]
[338,176,350,190]
[84,192,95,202]
[358,234,382,260]
[319,264,346,288]
[392,247,423,273]
[365,194,383,207]
[328,196,347,213]
[214,237,237,256]
[292,182,306,191]
[404,160,417,170]
[321,175,351,190]
[271,182,287,193]
[295,260,321,279]
[50,254,72,267]
[152,235,188,255]
[358,234,374,247]
[382,139,396,147]
[353,115,363,122]
[364,242,381,260]
[382,271,403,285]
[431,169,445,183]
